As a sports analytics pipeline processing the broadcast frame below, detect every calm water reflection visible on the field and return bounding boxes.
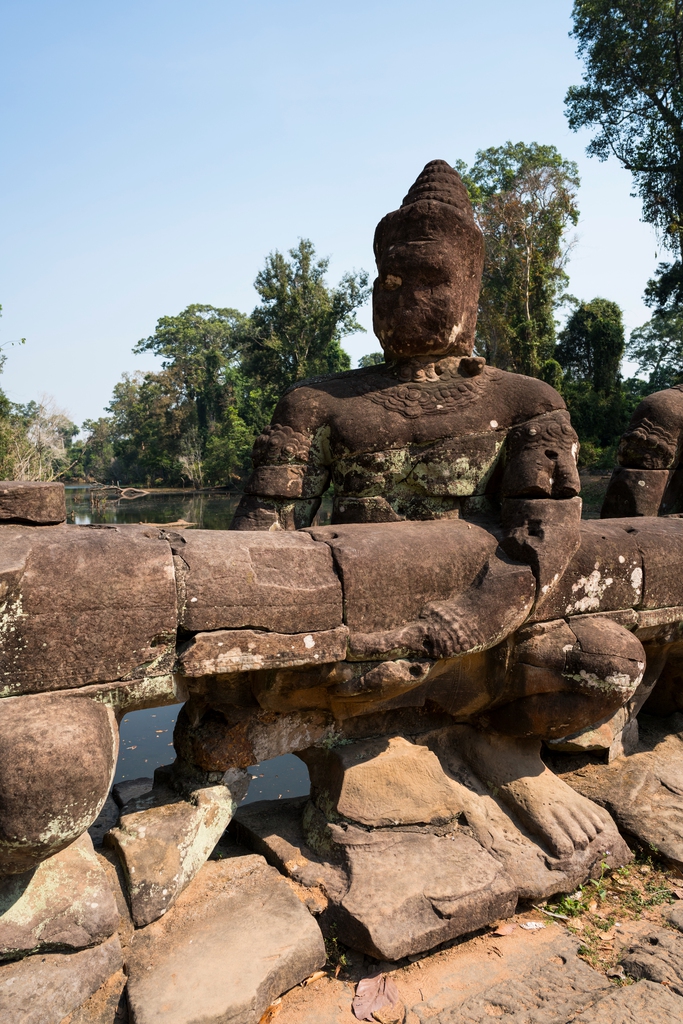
[66,487,315,803]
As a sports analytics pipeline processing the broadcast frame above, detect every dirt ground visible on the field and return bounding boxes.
[262,846,683,1024]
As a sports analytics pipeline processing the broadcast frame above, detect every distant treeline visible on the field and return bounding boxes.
[0,199,677,489]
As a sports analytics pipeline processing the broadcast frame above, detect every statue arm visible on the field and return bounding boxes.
[499,409,583,605]
[231,390,331,531]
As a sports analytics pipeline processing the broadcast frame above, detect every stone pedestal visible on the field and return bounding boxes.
[232,730,631,960]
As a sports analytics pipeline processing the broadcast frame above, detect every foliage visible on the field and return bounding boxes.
[566,1,683,309]
[241,239,369,403]
[358,351,384,367]
[627,307,683,387]
[0,397,80,481]
[72,240,370,488]
[457,143,580,376]
[556,298,625,394]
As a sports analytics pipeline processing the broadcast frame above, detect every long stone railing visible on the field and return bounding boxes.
[2,479,683,1022]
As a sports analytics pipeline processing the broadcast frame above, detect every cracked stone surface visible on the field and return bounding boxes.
[125,854,325,1024]
[105,766,248,927]
[0,935,122,1024]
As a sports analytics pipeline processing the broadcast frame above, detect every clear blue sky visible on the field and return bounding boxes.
[0,0,658,426]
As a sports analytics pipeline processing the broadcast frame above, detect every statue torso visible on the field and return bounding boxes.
[257,360,570,525]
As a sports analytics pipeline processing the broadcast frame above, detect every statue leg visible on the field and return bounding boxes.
[453,616,645,859]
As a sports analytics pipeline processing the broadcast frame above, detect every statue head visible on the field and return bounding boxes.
[372,160,485,361]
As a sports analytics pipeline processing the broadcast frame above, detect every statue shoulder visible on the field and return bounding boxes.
[489,367,567,423]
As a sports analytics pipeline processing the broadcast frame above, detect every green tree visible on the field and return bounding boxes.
[627,308,683,387]
[242,239,369,402]
[556,297,625,394]
[134,304,248,445]
[358,352,384,367]
[565,1,683,309]
[554,298,637,468]
[457,143,580,376]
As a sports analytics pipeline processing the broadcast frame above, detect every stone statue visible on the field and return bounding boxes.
[230,160,644,863]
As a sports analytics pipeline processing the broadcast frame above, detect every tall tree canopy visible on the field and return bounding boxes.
[242,238,369,403]
[457,143,580,377]
[556,297,625,394]
[627,307,683,387]
[565,1,683,309]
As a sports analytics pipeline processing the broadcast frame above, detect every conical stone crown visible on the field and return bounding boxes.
[401,159,469,210]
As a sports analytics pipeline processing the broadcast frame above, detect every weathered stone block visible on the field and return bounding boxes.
[308,519,526,635]
[177,625,348,676]
[0,694,118,873]
[125,855,325,1024]
[106,766,248,927]
[600,467,670,518]
[174,703,335,771]
[173,528,342,634]
[299,736,464,827]
[0,480,66,524]
[626,516,683,609]
[0,832,119,960]
[621,928,683,994]
[327,825,516,960]
[529,519,643,621]
[559,714,683,869]
[0,524,177,695]
[0,935,122,1024]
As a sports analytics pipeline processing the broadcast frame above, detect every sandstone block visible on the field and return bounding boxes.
[299,736,464,827]
[528,519,643,621]
[600,467,670,518]
[0,935,122,1024]
[307,519,501,634]
[625,516,683,610]
[621,928,683,994]
[112,776,154,808]
[668,901,683,931]
[59,968,126,1024]
[0,480,66,524]
[0,833,119,960]
[174,702,335,771]
[0,694,118,873]
[0,524,177,696]
[177,625,348,676]
[329,825,516,960]
[577,980,683,1024]
[173,529,342,634]
[560,714,683,869]
[106,767,248,927]
[125,855,325,1024]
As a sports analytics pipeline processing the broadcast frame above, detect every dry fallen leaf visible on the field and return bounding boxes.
[258,1001,281,1024]
[671,887,683,900]
[352,971,401,1021]
[493,922,517,936]
[304,970,326,986]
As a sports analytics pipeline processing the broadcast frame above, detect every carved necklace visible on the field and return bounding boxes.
[351,357,503,419]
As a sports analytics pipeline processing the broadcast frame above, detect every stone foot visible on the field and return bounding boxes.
[451,726,621,862]
[230,731,631,960]
[554,713,683,869]
[105,760,248,926]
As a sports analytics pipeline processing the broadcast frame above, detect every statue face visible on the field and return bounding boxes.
[373,238,475,361]
[372,198,484,362]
